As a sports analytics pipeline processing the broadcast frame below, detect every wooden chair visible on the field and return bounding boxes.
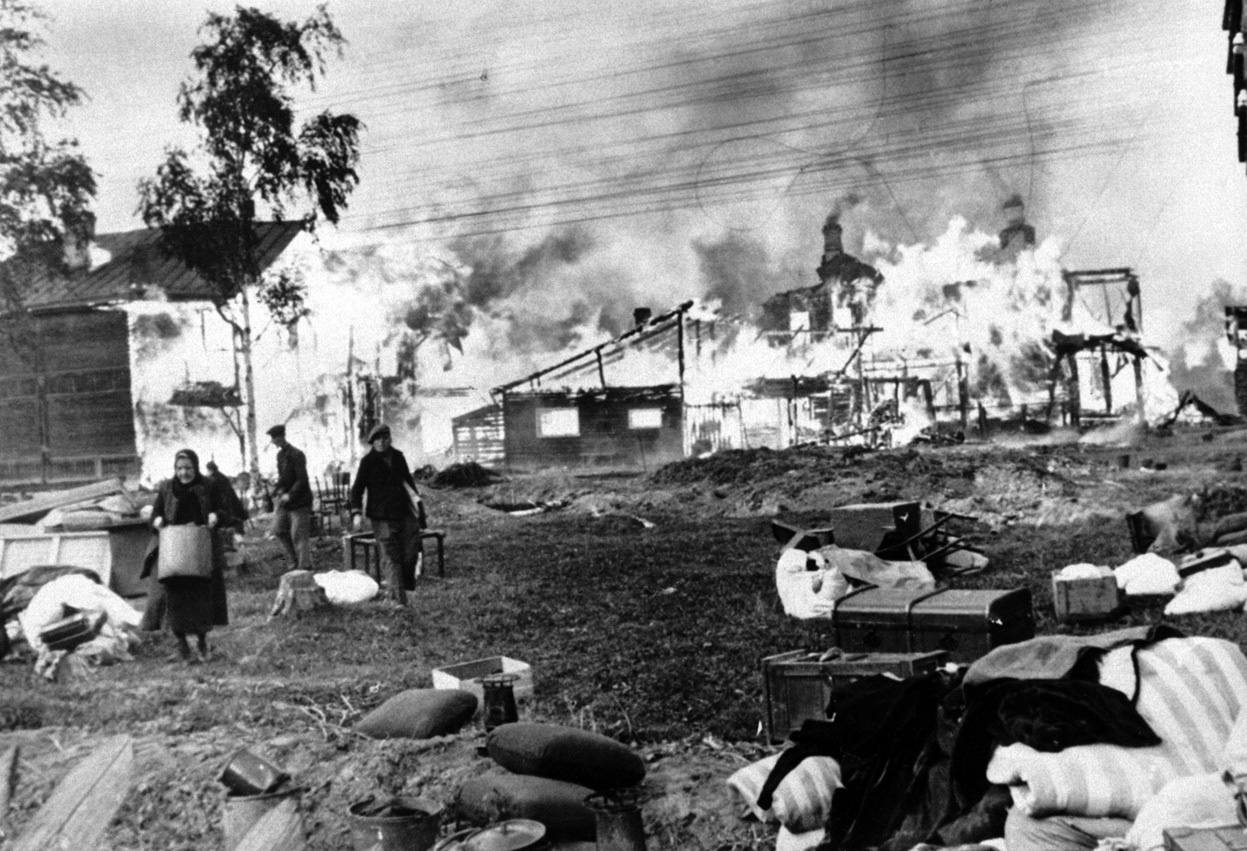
[343,528,446,578]
[312,475,350,537]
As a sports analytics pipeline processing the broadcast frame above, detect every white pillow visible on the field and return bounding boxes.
[1126,772,1236,851]
[776,825,826,851]
[726,752,841,833]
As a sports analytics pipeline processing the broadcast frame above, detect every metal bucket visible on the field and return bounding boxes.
[221,786,303,851]
[157,525,213,580]
[586,789,647,851]
[348,795,442,851]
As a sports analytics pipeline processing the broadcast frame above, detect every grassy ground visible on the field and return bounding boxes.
[2,435,1247,848]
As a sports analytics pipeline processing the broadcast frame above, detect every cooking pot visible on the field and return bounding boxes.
[432,819,547,851]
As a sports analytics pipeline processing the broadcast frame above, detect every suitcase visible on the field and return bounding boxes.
[760,649,948,743]
[828,502,925,555]
[39,611,105,652]
[1164,826,1247,850]
[832,586,1035,663]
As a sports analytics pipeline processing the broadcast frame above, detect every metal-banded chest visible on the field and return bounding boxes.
[830,586,1035,664]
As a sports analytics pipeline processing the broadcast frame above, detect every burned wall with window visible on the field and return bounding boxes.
[501,385,684,470]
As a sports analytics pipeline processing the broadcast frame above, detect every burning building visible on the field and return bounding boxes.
[450,203,1174,471]
[454,303,693,470]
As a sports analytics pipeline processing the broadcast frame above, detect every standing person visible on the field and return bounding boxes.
[206,459,248,571]
[205,460,248,534]
[266,424,313,571]
[349,424,427,605]
[150,448,227,663]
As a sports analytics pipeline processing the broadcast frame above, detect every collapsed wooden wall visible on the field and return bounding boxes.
[502,385,684,470]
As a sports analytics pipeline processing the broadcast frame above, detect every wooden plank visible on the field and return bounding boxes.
[0,478,126,524]
[11,735,133,851]
[0,745,19,838]
[233,797,304,851]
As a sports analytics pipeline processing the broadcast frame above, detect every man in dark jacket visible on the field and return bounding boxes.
[267,424,313,570]
[349,424,426,604]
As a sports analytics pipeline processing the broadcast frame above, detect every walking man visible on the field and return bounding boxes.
[267,424,313,571]
[349,424,426,604]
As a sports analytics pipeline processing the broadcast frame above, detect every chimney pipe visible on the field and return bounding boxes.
[822,215,843,255]
[61,211,96,272]
[633,307,652,326]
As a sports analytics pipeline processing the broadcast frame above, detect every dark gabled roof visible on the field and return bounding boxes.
[18,221,306,312]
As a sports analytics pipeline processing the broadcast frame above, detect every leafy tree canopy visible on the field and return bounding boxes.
[139,3,362,297]
[0,0,95,260]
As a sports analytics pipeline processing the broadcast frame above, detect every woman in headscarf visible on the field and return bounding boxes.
[150,448,228,662]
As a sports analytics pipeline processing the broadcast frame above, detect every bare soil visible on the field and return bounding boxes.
[3,429,1247,849]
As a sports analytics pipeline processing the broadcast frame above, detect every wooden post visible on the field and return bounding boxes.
[595,350,606,389]
[1133,355,1146,427]
[234,797,304,851]
[0,745,18,839]
[1100,347,1113,414]
[955,354,969,433]
[676,311,686,404]
[1067,353,1082,429]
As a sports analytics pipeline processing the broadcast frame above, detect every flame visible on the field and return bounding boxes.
[125,214,1187,480]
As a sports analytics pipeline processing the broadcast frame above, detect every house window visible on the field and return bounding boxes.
[537,407,580,437]
[627,408,663,430]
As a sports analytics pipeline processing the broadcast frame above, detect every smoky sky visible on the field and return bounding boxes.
[33,0,1247,364]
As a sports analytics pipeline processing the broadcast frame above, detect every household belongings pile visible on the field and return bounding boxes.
[0,478,150,601]
[1055,547,1247,618]
[7,569,141,679]
[773,502,988,622]
[727,628,1247,851]
[0,477,144,532]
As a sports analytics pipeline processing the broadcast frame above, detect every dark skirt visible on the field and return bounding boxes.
[163,576,214,635]
[146,532,229,634]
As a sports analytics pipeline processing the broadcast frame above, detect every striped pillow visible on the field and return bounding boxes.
[726,752,842,833]
[986,637,1247,819]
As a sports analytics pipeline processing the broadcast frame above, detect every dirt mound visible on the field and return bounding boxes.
[429,461,504,488]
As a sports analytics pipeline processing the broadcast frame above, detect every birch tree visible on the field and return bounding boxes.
[139,4,361,477]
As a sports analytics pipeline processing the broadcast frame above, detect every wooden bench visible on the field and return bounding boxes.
[342,528,446,578]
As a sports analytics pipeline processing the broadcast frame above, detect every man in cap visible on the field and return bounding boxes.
[349,424,427,605]
[266,424,313,571]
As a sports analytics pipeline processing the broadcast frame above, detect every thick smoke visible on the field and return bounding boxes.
[1166,279,1247,414]
[692,232,797,318]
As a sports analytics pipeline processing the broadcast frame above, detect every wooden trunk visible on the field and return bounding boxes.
[761,649,947,743]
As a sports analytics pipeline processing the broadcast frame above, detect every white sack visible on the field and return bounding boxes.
[1113,553,1180,596]
[312,569,380,605]
[1164,562,1247,616]
[815,545,935,590]
[1058,563,1109,581]
[18,573,141,654]
[1126,772,1235,851]
[775,550,846,620]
